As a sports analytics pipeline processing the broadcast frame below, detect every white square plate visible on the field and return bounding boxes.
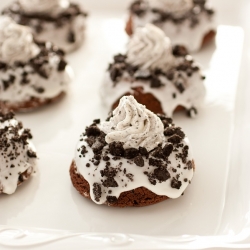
[0,0,250,249]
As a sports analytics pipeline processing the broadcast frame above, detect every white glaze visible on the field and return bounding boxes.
[148,0,193,17]
[0,118,37,195]
[32,15,86,53]
[127,24,174,70]
[74,97,194,204]
[0,17,40,64]
[131,1,216,52]
[8,1,87,53]
[0,41,73,105]
[101,67,205,117]
[19,0,70,15]
[101,96,164,151]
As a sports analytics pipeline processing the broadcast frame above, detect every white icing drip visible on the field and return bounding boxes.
[131,6,216,52]
[101,57,206,117]
[75,126,194,205]
[0,56,73,105]
[0,17,40,64]
[148,0,193,16]
[19,0,70,15]
[101,96,164,151]
[0,118,37,195]
[30,15,86,53]
[127,24,174,70]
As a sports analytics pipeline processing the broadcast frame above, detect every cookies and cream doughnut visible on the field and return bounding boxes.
[126,0,216,52]
[0,17,73,112]
[0,110,37,194]
[2,0,87,53]
[101,24,206,117]
[70,96,195,207]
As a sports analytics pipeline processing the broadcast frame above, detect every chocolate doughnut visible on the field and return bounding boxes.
[0,110,37,194]
[2,1,87,53]
[101,24,206,118]
[125,0,216,52]
[70,96,195,207]
[0,17,73,112]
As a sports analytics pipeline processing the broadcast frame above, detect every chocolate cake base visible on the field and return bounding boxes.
[1,92,65,112]
[112,87,165,114]
[125,15,216,49]
[70,161,169,207]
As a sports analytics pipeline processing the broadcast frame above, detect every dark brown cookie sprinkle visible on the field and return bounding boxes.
[139,146,148,156]
[106,196,118,204]
[27,150,37,158]
[162,144,174,157]
[85,125,101,137]
[124,148,139,159]
[171,178,182,189]
[134,155,144,167]
[168,135,182,144]
[149,158,162,167]
[109,142,125,157]
[93,183,102,202]
[154,167,170,182]
[187,161,193,170]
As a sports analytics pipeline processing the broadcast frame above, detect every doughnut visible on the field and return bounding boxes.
[101,24,206,118]
[125,0,216,52]
[70,96,195,207]
[0,17,73,112]
[2,0,87,53]
[0,109,37,194]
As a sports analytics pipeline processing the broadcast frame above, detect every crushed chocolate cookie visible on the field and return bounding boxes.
[103,178,118,188]
[106,196,118,204]
[124,148,139,159]
[164,127,185,139]
[149,157,162,167]
[154,167,170,182]
[85,125,101,137]
[171,178,182,189]
[93,119,101,124]
[187,161,193,170]
[162,144,174,157]
[168,135,182,144]
[109,142,125,157]
[126,173,134,181]
[139,146,148,156]
[80,145,88,157]
[152,146,165,159]
[173,45,189,57]
[134,155,144,167]
[93,183,102,202]
[27,150,37,158]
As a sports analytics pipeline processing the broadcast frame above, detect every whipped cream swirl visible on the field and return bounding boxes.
[19,0,69,14]
[148,0,193,16]
[101,96,164,151]
[127,24,174,70]
[0,17,39,64]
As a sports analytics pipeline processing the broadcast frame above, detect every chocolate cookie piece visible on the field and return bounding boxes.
[70,161,168,207]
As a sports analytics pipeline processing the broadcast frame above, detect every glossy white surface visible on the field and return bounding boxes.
[0,0,250,249]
